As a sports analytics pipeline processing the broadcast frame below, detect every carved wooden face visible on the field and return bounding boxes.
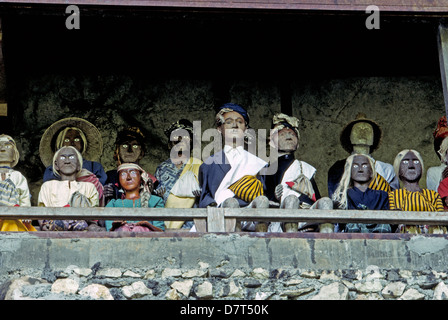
[169,129,191,153]
[218,111,247,145]
[118,139,144,163]
[0,140,15,166]
[118,168,142,192]
[399,151,422,182]
[350,122,374,147]
[351,155,373,184]
[62,129,84,153]
[274,127,299,153]
[54,147,80,178]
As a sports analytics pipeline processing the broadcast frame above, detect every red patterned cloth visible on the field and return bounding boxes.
[434,116,448,140]
[433,116,448,159]
[438,177,448,200]
[77,169,104,199]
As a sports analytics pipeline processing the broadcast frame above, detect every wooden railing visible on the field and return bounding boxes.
[0,0,448,13]
[1,206,448,232]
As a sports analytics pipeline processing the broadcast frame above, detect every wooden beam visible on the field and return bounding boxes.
[223,208,448,226]
[2,206,448,233]
[438,23,448,117]
[0,18,6,117]
[1,0,448,13]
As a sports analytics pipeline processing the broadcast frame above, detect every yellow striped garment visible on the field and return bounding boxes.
[369,174,391,193]
[388,188,446,234]
[388,188,444,212]
[229,175,264,203]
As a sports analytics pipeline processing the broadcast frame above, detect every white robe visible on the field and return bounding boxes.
[426,164,446,192]
[214,145,267,207]
[269,160,316,232]
[279,159,316,205]
[0,169,31,206]
[38,180,99,207]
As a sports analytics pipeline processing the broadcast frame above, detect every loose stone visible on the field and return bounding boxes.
[51,278,79,295]
[79,284,114,300]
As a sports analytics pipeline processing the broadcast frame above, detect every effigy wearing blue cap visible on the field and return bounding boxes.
[218,103,249,125]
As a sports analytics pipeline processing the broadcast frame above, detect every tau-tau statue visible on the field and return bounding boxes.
[327,113,398,199]
[0,134,35,231]
[332,154,390,233]
[390,149,446,234]
[38,146,100,231]
[198,103,269,232]
[265,113,333,233]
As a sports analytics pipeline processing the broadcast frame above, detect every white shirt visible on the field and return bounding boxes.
[215,145,267,206]
[224,145,244,167]
[280,159,316,202]
[38,180,99,207]
[426,164,446,191]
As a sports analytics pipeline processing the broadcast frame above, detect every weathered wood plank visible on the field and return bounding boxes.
[0,206,208,221]
[193,218,207,232]
[0,18,6,117]
[224,217,237,232]
[207,206,225,232]
[0,0,447,13]
[224,208,448,226]
[1,206,448,227]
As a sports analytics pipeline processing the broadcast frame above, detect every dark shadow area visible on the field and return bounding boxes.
[0,6,442,80]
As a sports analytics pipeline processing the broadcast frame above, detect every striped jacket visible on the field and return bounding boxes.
[388,188,444,212]
[369,173,391,193]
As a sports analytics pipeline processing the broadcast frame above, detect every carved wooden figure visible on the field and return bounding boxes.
[0,134,35,231]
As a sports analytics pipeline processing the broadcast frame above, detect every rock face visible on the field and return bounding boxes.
[1,264,448,300]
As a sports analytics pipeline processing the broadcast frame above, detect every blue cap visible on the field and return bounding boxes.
[218,103,249,125]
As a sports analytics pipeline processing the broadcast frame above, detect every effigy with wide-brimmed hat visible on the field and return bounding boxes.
[339,112,382,154]
[39,117,103,168]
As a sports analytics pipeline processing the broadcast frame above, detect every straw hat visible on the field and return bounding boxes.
[39,117,103,167]
[339,113,382,154]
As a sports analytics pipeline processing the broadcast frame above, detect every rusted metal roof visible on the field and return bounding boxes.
[0,0,447,13]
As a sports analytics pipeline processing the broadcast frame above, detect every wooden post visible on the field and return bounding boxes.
[207,207,225,232]
[208,207,237,232]
[224,210,237,232]
[0,18,6,116]
[193,218,207,232]
[438,24,448,117]
[194,207,207,232]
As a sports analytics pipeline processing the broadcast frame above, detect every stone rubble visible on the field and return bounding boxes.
[2,264,448,300]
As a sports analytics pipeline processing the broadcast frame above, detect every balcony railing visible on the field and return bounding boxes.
[1,206,448,233]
